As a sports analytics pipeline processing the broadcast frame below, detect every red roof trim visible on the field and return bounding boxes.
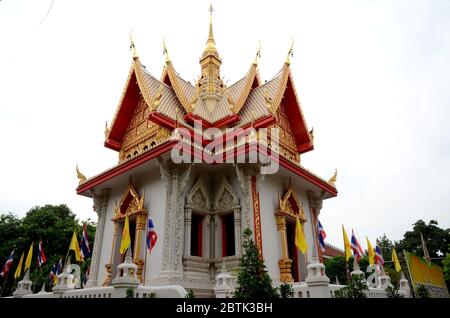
[76,140,177,194]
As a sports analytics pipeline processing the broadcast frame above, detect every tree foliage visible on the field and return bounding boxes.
[0,205,96,296]
[233,229,279,298]
[416,284,430,298]
[396,220,449,265]
[442,248,450,290]
[334,273,368,298]
[279,282,294,298]
[324,255,369,285]
[385,285,404,298]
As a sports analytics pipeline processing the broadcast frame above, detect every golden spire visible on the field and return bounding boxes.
[253,41,261,65]
[328,168,338,187]
[163,37,170,64]
[201,4,220,59]
[285,38,294,65]
[129,30,138,59]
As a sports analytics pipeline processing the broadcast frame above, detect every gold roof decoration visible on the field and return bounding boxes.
[129,30,138,59]
[152,83,164,110]
[115,176,146,218]
[253,41,261,65]
[328,168,338,187]
[309,127,314,143]
[285,38,294,66]
[104,121,110,139]
[163,37,170,65]
[202,4,220,60]
[278,179,306,222]
[76,165,87,186]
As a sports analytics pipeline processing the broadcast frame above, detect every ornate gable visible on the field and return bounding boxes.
[277,180,306,222]
[213,177,239,212]
[113,177,146,220]
[187,176,210,212]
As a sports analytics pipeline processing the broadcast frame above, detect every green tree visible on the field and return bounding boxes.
[396,220,449,266]
[233,229,279,298]
[385,285,404,298]
[442,248,450,290]
[334,273,368,298]
[324,255,370,285]
[279,282,294,298]
[0,205,96,296]
[416,284,430,298]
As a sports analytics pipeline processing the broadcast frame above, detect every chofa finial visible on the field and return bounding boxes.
[285,37,294,65]
[163,37,170,64]
[76,165,87,186]
[104,121,110,139]
[129,30,138,59]
[328,168,338,187]
[253,41,261,65]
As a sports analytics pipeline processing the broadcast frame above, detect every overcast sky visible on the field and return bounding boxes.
[0,0,449,249]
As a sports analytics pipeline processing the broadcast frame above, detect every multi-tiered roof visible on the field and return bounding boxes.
[77,7,337,199]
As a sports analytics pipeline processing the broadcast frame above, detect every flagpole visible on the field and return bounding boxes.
[9,278,18,296]
[403,249,416,298]
[143,215,149,285]
[0,269,11,297]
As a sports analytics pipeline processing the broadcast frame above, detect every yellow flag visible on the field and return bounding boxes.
[366,237,375,265]
[342,225,352,261]
[392,248,401,272]
[14,252,24,279]
[119,215,131,254]
[24,242,33,272]
[69,231,81,261]
[295,217,308,254]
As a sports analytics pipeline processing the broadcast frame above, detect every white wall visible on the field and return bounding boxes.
[258,173,316,283]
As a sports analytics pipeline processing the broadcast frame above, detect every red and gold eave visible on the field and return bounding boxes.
[81,56,334,198]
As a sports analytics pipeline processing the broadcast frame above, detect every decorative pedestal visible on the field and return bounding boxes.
[398,272,411,297]
[53,261,76,294]
[350,258,366,281]
[278,259,294,282]
[13,269,33,297]
[213,261,234,298]
[112,249,140,289]
[305,257,331,298]
[377,267,392,289]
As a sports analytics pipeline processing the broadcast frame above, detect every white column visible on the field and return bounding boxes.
[234,208,241,256]
[184,207,192,256]
[86,188,110,287]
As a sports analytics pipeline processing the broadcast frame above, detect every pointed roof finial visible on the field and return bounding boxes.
[201,3,219,59]
[208,4,214,42]
[285,37,294,65]
[253,41,261,65]
[129,30,138,59]
[163,37,170,64]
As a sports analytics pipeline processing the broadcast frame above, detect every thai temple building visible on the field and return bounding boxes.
[7,6,413,299]
[72,6,339,298]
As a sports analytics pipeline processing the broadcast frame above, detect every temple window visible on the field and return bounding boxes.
[190,213,203,257]
[221,213,235,257]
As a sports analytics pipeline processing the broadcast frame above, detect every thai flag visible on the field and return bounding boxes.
[80,223,91,261]
[374,244,384,266]
[37,240,46,267]
[350,230,364,262]
[318,221,326,252]
[0,249,14,278]
[147,218,158,253]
